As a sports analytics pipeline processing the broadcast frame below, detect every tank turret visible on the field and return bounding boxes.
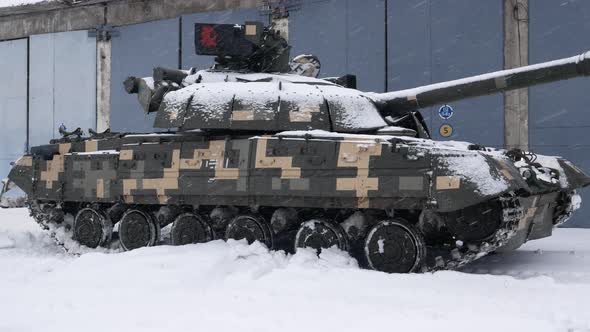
[4,20,590,274]
[124,21,590,136]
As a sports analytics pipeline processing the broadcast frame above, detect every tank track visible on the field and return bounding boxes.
[27,200,71,253]
[423,194,523,272]
[26,195,523,272]
[553,191,578,227]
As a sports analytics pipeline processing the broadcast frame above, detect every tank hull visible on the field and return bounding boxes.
[6,131,588,272]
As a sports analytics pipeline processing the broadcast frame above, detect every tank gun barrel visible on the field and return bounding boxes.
[371,51,590,117]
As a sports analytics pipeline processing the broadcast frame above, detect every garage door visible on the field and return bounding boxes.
[0,39,27,180]
[29,30,97,148]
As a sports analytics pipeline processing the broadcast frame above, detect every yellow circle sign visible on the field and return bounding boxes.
[439,124,454,137]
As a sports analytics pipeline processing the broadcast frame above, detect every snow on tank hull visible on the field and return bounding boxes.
[5,130,589,272]
[5,22,590,273]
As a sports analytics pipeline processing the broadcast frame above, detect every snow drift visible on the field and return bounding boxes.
[1,208,590,332]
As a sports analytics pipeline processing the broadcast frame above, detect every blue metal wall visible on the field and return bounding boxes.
[110,18,179,133]
[530,0,590,227]
[290,0,386,93]
[0,0,584,226]
[180,0,386,93]
[0,31,96,181]
[0,39,27,180]
[29,31,97,148]
[105,0,590,228]
[388,0,504,147]
[110,0,502,143]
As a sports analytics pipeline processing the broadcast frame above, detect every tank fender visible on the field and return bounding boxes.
[430,151,527,212]
[7,155,34,196]
[558,159,590,190]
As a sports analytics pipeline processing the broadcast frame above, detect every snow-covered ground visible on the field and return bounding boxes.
[1,208,590,332]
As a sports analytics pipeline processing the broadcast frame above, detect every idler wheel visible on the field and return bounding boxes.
[73,207,113,248]
[294,219,348,253]
[364,219,426,273]
[225,215,273,248]
[171,213,214,246]
[119,209,160,251]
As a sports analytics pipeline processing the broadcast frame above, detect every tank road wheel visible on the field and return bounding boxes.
[171,213,214,246]
[364,219,426,273]
[73,208,113,248]
[225,215,273,248]
[294,219,349,254]
[119,209,160,251]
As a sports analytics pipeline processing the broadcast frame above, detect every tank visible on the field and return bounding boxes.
[5,22,590,273]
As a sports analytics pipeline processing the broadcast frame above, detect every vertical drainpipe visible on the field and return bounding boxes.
[96,5,112,132]
[384,0,388,92]
[26,37,30,153]
[96,38,112,132]
[178,16,183,70]
[503,0,529,150]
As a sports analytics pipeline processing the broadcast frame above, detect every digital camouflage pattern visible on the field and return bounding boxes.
[5,22,590,273]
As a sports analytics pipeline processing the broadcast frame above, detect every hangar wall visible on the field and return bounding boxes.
[0,31,96,180]
[529,0,590,228]
[0,39,27,182]
[111,0,503,147]
[110,0,504,147]
[1,0,589,227]
[110,18,180,133]
[29,31,97,148]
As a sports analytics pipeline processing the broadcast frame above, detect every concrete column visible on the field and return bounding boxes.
[504,0,529,150]
[96,38,111,132]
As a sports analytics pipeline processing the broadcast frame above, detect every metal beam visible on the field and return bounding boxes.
[504,0,529,150]
[96,37,111,132]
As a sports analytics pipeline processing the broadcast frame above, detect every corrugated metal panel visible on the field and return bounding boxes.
[387,0,431,91]
[29,30,96,147]
[0,38,27,180]
[290,0,385,92]
[54,31,97,135]
[427,0,503,147]
[530,0,590,228]
[29,34,54,148]
[182,1,385,93]
[289,0,346,80]
[345,0,386,93]
[388,0,503,147]
[110,18,179,133]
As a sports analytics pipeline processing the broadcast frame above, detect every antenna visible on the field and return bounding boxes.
[258,0,302,20]
[258,0,301,41]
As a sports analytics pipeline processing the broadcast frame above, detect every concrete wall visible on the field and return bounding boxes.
[0,0,259,41]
